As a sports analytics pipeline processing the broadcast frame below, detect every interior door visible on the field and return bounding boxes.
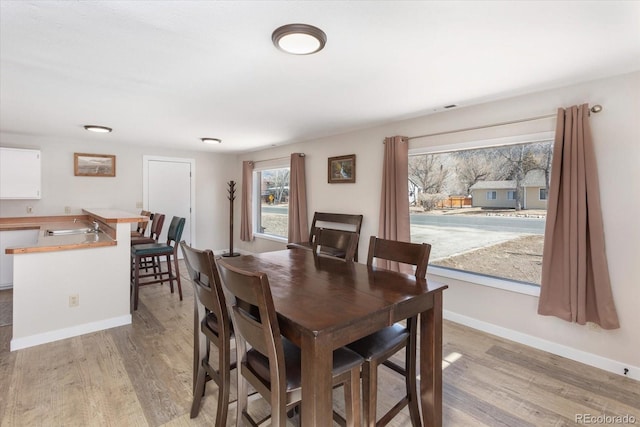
[144,157,195,252]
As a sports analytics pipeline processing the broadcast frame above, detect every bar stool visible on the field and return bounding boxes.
[130,216,185,311]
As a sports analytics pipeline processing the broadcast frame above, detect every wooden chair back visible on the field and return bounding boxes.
[309,212,363,244]
[313,228,359,262]
[135,210,152,235]
[217,260,289,419]
[148,213,165,242]
[165,216,185,247]
[367,236,432,278]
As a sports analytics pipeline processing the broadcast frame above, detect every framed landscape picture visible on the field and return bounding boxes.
[74,153,116,177]
[328,154,356,184]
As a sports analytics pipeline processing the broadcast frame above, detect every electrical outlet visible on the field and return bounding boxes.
[64,206,71,214]
[136,201,143,208]
[69,294,79,307]
[26,206,33,214]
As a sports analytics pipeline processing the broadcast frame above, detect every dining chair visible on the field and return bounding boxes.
[130,216,185,311]
[312,227,359,262]
[180,242,235,427]
[347,236,431,427]
[287,212,364,261]
[216,259,364,427]
[130,210,152,238]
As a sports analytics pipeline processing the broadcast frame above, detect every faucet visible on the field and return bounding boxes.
[92,220,100,232]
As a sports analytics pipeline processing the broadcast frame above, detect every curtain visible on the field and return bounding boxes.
[378,136,411,273]
[288,153,309,243]
[537,104,619,329]
[240,160,253,242]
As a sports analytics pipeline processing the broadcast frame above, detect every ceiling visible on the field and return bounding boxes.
[1,1,639,154]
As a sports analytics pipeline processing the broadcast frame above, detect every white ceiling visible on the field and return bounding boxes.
[1,1,639,154]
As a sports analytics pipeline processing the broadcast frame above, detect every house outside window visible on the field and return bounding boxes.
[539,188,548,200]
[253,166,289,239]
[409,138,552,290]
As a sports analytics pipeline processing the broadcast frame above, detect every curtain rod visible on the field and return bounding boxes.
[407,104,603,141]
[249,153,305,165]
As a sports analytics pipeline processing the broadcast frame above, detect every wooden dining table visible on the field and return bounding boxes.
[221,248,447,427]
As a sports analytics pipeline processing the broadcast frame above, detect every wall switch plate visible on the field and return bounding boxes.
[136,201,143,208]
[69,294,79,307]
[64,206,71,214]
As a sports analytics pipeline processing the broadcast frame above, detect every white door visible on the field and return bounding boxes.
[143,156,195,251]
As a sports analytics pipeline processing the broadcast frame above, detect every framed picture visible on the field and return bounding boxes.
[74,153,116,177]
[328,154,356,184]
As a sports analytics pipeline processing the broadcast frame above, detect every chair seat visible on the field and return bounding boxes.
[131,243,174,256]
[246,338,363,391]
[203,312,234,337]
[347,323,408,361]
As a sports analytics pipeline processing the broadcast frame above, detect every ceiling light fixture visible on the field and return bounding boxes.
[84,125,112,133]
[272,23,326,55]
[201,138,222,144]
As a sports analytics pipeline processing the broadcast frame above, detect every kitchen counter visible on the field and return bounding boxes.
[3,209,146,351]
[1,209,148,255]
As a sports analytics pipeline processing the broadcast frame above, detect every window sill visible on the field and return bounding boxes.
[254,232,288,244]
[427,265,541,297]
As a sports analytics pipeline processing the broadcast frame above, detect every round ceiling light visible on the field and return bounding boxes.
[272,23,326,55]
[84,125,112,133]
[201,138,222,144]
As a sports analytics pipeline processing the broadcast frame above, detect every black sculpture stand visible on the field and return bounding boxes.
[223,180,240,257]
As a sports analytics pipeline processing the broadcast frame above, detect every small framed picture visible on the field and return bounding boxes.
[74,153,116,177]
[328,154,356,184]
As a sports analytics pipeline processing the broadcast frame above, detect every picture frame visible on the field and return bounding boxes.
[74,153,116,177]
[328,154,356,184]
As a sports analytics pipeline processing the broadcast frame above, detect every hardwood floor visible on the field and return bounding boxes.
[1,261,638,426]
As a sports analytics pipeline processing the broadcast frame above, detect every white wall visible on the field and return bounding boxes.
[235,71,640,378]
[0,136,236,253]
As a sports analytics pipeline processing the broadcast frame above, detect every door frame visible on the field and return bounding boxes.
[142,155,196,248]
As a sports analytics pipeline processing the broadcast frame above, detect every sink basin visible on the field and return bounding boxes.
[45,228,96,236]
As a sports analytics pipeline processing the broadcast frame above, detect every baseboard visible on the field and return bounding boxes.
[444,310,639,381]
[10,314,132,351]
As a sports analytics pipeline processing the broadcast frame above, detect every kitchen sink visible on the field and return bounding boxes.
[45,228,97,236]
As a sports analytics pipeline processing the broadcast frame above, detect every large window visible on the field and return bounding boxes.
[254,166,289,239]
[409,140,552,287]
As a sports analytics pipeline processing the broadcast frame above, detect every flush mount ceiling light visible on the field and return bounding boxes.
[201,138,222,144]
[84,125,112,133]
[272,23,326,55]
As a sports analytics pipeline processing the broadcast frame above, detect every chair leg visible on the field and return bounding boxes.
[190,358,208,418]
[344,366,361,427]
[173,251,183,301]
[216,341,231,427]
[362,360,378,427]
[166,254,174,293]
[132,255,140,311]
[406,321,421,427]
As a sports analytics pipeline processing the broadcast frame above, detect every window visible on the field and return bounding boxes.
[409,138,552,288]
[539,188,548,200]
[254,166,289,239]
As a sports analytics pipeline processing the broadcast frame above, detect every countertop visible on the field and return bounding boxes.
[1,210,146,254]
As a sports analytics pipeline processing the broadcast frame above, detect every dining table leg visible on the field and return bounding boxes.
[300,332,334,427]
[420,291,444,427]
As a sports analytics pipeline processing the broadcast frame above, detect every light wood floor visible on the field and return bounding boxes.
[1,262,638,426]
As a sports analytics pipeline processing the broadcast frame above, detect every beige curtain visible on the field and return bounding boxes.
[537,104,619,329]
[240,160,253,242]
[288,153,309,244]
[378,136,411,273]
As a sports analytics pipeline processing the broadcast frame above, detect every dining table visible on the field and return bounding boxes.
[221,248,448,427]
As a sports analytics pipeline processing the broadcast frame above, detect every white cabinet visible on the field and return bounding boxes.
[0,147,41,199]
[0,229,39,288]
